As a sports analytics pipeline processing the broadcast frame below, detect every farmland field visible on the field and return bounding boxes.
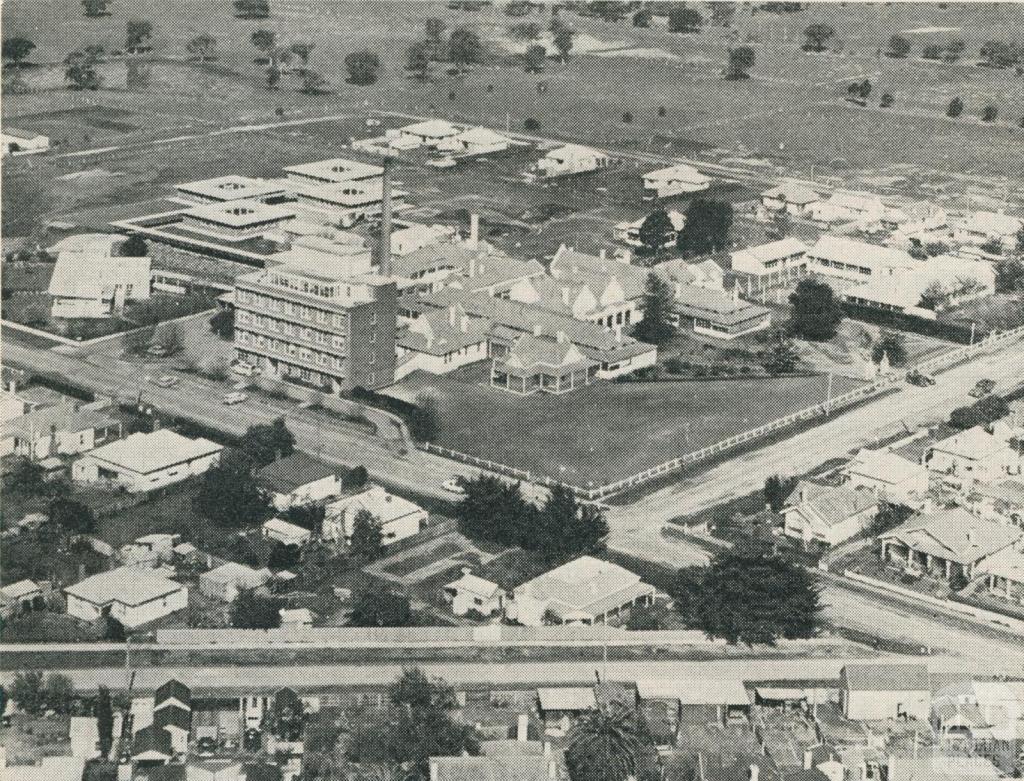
[392,364,863,487]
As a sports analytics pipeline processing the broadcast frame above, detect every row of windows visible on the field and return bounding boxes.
[238,289,349,324]
[809,257,874,276]
[236,329,346,370]
[237,310,346,348]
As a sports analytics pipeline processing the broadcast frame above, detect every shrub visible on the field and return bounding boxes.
[524,117,541,130]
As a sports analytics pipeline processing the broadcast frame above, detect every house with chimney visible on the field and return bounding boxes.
[760,183,819,215]
[322,484,427,547]
[1,402,121,459]
[491,332,598,395]
[443,569,505,617]
[528,144,611,180]
[396,304,491,379]
[642,163,711,200]
[927,423,1021,487]
[842,447,930,504]
[878,508,1023,583]
[436,126,512,157]
[781,480,880,547]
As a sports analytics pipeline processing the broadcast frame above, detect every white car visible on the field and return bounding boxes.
[150,375,179,388]
[231,361,260,377]
[222,392,248,405]
[442,478,466,495]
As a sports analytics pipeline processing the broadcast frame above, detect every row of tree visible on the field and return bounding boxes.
[455,477,609,561]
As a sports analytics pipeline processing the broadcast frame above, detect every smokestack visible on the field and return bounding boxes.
[469,214,480,250]
[378,158,393,277]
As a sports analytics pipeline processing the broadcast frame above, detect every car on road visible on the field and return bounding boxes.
[969,379,996,398]
[442,477,466,495]
[149,375,179,388]
[146,344,170,358]
[223,392,248,405]
[231,360,260,377]
[906,370,935,387]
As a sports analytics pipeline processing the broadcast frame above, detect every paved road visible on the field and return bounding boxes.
[0,656,972,693]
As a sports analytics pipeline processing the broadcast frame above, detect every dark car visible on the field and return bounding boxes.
[969,379,996,398]
[906,370,935,387]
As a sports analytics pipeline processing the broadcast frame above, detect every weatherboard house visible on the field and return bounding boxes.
[642,163,711,200]
[840,663,931,721]
[72,430,223,492]
[64,567,188,628]
[530,145,611,180]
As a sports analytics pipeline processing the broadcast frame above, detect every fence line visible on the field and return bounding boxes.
[417,324,1024,501]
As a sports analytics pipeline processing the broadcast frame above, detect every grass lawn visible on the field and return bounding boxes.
[379,540,466,578]
[940,293,1024,332]
[397,364,862,486]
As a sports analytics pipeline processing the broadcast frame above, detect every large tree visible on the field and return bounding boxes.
[193,449,270,528]
[637,210,673,254]
[409,394,439,441]
[406,42,432,80]
[349,509,384,561]
[238,417,295,466]
[788,278,843,341]
[65,50,103,90]
[803,22,835,52]
[230,589,282,629]
[524,44,546,73]
[10,672,45,714]
[49,498,96,534]
[633,272,676,345]
[760,332,799,376]
[125,20,153,53]
[887,34,911,58]
[449,28,484,69]
[96,686,114,757]
[677,199,733,256]
[672,549,822,645]
[872,330,907,367]
[209,308,234,339]
[2,37,35,67]
[567,704,656,781]
[726,46,755,79]
[534,485,609,562]
[251,29,277,55]
[950,394,1010,430]
[345,51,380,85]
[349,589,414,627]
[44,674,76,714]
[186,35,217,61]
[81,0,110,17]
[667,6,703,33]
[552,26,575,62]
[455,475,534,547]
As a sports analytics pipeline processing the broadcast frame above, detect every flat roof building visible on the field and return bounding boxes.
[180,200,295,243]
[174,175,286,205]
[72,430,223,492]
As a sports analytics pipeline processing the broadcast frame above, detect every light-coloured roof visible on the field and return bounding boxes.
[887,756,1000,781]
[430,753,568,781]
[184,199,294,228]
[262,518,312,539]
[731,237,807,265]
[644,163,710,185]
[328,484,424,525]
[202,562,269,587]
[445,572,503,600]
[4,127,47,141]
[1,579,41,599]
[65,567,183,607]
[537,687,597,711]
[844,255,994,310]
[82,430,223,475]
[762,182,819,205]
[543,144,607,162]
[398,305,490,356]
[514,556,652,618]
[47,252,150,301]
[976,480,1024,506]
[394,243,543,293]
[931,425,1012,461]
[175,175,284,202]
[636,679,749,706]
[807,236,917,273]
[401,119,460,139]
[499,334,593,371]
[445,126,510,146]
[3,403,118,441]
[959,210,1023,238]
[2,757,86,781]
[672,285,771,326]
[283,157,384,183]
[47,233,122,255]
[841,663,930,692]
[279,608,314,623]
[879,508,1022,565]
[295,179,404,208]
[845,447,925,485]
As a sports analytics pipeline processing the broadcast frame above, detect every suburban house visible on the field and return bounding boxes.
[978,546,1024,604]
[932,679,1024,748]
[642,163,711,200]
[64,567,188,628]
[491,333,597,395]
[810,190,887,227]
[927,425,1021,486]
[322,484,427,546]
[443,569,505,617]
[198,562,272,603]
[968,480,1024,527]
[536,687,597,735]
[120,534,181,568]
[262,518,313,547]
[392,240,544,297]
[953,210,1024,247]
[730,238,808,281]
[72,430,223,492]
[878,508,1023,583]
[2,128,50,156]
[843,254,995,317]
[804,236,918,282]
[173,175,286,206]
[179,200,296,243]
[48,250,151,319]
[781,480,880,547]
[256,452,342,511]
[436,126,512,157]
[839,663,931,721]
[613,210,685,248]
[279,607,314,629]
[636,679,750,728]
[760,183,819,215]
[529,145,610,180]
[842,447,930,503]
[0,579,44,617]
[395,304,491,379]
[505,556,655,627]
[669,285,772,340]
[1,403,121,459]
[652,257,725,291]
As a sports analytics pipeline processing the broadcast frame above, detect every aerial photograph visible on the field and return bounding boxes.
[0,0,1022,779]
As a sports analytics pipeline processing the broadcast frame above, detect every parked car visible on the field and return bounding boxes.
[969,379,996,398]
[149,375,179,388]
[223,392,248,405]
[442,477,466,495]
[906,370,935,387]
[231,361,260,377]
[146,344,170,357]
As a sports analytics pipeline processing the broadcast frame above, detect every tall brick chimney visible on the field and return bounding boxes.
[378,157,393,277]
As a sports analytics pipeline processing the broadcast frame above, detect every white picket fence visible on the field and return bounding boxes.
[419,324,1024,501]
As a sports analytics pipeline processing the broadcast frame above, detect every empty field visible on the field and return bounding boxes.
[394,365,863,486]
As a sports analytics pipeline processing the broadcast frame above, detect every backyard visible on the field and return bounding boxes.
[391,363,863,486]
